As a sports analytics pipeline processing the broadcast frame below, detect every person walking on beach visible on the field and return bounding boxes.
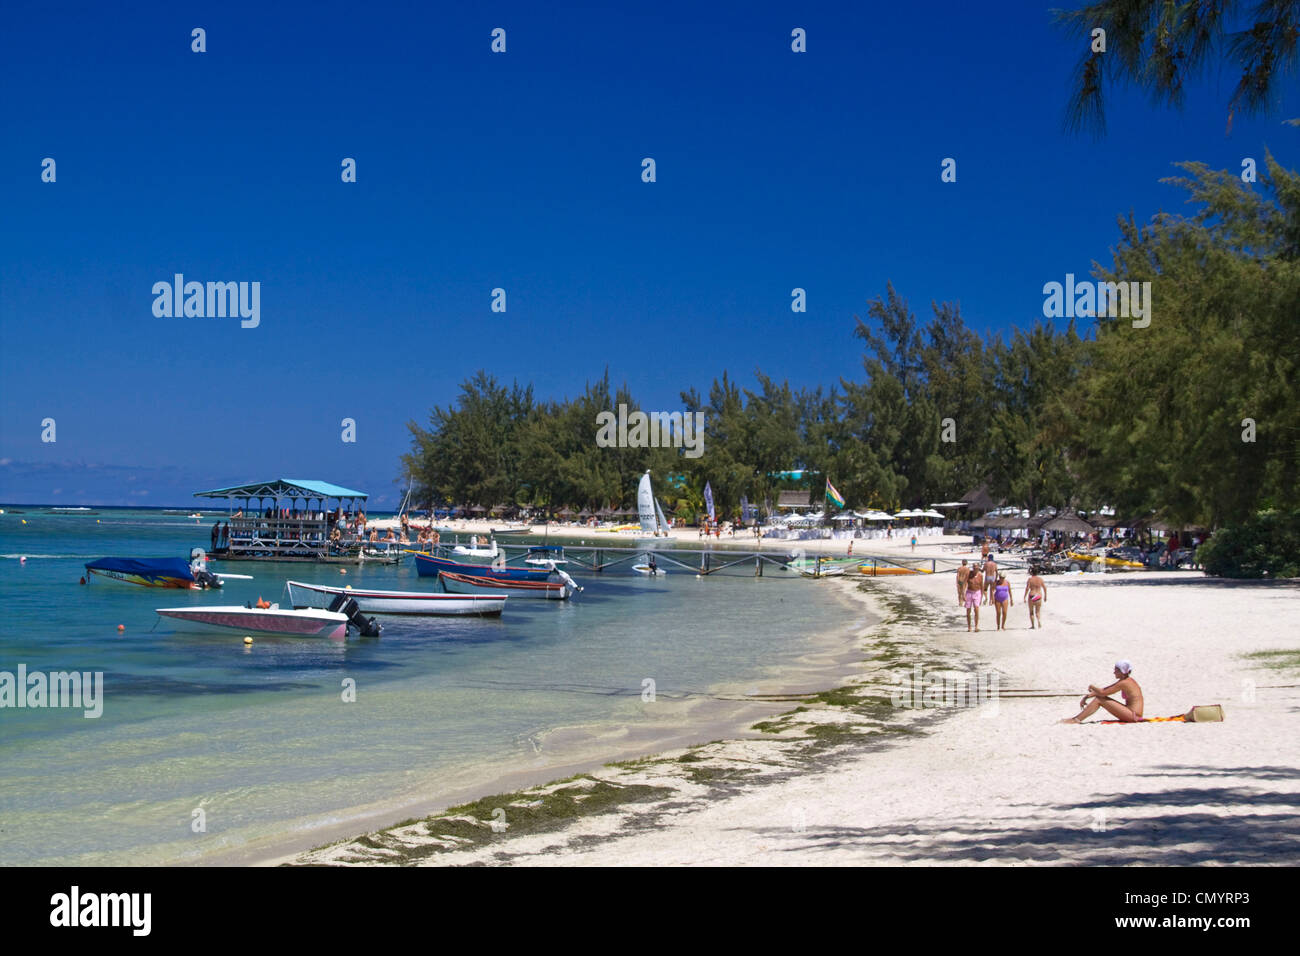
[910,533,917,552]
[1061,661,1143,723]
[980,539,990,561]
[964,564,983,631]
[956,560,969,607]
[1024,567,1046,628]
[992,573,1013,630]
[983,555,998,605]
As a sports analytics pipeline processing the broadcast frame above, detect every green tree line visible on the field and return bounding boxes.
[403,157,1299,528]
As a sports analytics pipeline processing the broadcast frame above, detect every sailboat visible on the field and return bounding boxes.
[636,471,671,538]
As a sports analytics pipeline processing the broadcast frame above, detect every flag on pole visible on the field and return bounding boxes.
[704,482,715,522]
[825,479,845,509]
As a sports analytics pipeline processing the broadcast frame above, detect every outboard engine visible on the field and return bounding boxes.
[193,569,223,589]
[327,593,382,637]
[189,548,222,588]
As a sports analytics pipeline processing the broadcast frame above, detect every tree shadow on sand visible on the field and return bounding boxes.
[1070,576,1300,591]
[746,775,1300,864]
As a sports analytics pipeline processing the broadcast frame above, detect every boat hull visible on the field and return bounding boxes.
[439,571,572,600]
[857,562,931,576]
[1067,551,1145,569]
[411,552,551,581]
[286,581,505,617]
[86,557,197,588]
[155,605,348,639]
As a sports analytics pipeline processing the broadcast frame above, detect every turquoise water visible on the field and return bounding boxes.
[0,508,859,865]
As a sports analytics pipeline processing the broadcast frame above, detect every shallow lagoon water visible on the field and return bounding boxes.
[0,509,860,864]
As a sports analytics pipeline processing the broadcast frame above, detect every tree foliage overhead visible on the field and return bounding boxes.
[1055,0,1300,133]
[402,158,1299,530]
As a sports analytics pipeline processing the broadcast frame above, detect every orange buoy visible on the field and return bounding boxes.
[117,624,125,632]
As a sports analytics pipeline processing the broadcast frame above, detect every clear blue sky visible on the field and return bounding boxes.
[2,0,1296,507]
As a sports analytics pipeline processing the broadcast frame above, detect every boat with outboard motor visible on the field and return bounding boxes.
[85,549,250,589]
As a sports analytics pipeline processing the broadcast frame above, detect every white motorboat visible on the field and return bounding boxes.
[286,581,505,617]
[154,604,349,639]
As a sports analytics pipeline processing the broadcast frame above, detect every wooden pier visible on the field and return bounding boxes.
[480,542,951,578]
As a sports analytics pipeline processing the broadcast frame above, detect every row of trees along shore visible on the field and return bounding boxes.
[402,157,1299,531]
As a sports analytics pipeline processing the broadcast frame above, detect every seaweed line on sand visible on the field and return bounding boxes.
[288,578,995,866]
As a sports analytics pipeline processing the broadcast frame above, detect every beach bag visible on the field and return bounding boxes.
[1183,704,1225,722]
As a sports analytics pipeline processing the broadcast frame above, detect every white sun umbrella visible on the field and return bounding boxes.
[831,512,857,522]
[921,509,945,519]
[866,512,895,521]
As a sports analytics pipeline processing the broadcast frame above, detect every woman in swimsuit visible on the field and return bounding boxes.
[1061,661,1144,723]
[964,567,983,632]
[1024,568,1046,628]
[992,574,1013,630]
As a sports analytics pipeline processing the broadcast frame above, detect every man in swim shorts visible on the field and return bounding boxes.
[956,560,969,606]
[964,565,983,631]
[983,555,998,605]
[1061,660,1144,722]
[1024,567,1046,628]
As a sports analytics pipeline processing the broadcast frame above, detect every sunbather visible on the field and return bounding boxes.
[1061,661,1143,723]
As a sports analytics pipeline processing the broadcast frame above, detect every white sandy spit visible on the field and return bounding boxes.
[292,567,1300,866]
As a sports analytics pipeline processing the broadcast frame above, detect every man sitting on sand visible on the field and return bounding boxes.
[1024,567,1046,628]
[1061,661,1143,723]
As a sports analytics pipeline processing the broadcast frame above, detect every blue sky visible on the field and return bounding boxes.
[2,0,1296,507]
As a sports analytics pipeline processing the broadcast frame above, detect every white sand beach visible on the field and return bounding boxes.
[289,551,1300,867]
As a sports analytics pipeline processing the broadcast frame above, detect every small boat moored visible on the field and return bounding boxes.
[155,604,352,639]
[286,581,505,617]
[86,549,234,589]
[439,570,577,600]
[410,551,552,582]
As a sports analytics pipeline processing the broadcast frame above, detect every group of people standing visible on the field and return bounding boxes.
[956,550,1046,632]
[209,521,230,552]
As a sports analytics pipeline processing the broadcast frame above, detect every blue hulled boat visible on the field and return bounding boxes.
[86,556,216,589]
[410,551,551,582]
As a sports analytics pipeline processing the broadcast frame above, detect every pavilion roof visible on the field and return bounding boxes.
[194,478,367,501]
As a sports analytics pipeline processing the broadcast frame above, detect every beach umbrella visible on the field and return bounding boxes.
[961,487,998,512]
[1043,514,1094,535]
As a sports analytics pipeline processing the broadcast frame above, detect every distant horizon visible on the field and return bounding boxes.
[3,0,1296,507]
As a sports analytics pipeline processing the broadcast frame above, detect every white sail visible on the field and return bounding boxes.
[654,497,669,536]
[637,471,656,534]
